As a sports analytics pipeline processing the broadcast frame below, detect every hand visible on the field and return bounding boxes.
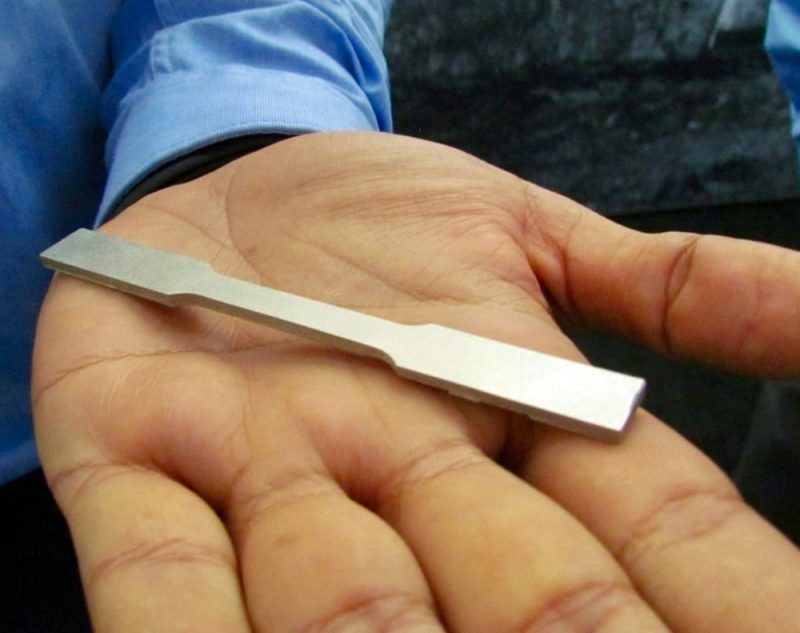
[33,132,800,631]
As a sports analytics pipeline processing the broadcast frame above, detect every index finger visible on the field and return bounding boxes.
[520,183,800,378]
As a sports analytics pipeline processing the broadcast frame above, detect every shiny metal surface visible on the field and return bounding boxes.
[41,229,646,440]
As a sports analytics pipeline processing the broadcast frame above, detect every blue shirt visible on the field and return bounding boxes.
[768,0,800,155]
[0,0,393,484]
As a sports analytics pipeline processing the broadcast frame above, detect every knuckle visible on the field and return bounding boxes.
[229,468,340,539]
[373,438,487,513]
[48,460,158,513]
[88,536,236,591]
[301,591,433,633]
[661,232,703,354]
[617,483,746,569]
[518,581,639,633]
[48,461,240,593]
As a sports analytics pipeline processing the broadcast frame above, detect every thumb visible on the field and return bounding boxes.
[520,183,800,378]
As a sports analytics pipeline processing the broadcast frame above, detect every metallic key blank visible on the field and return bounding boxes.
[41,229,646,441]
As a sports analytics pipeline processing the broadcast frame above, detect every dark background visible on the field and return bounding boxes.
[386,0,797,215]
[5,1,799,630]
[385,0,800,473]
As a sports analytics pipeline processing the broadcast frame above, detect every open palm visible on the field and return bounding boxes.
[33,132,800,631]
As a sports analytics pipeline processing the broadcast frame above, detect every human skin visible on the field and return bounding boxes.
[33,132,800,631]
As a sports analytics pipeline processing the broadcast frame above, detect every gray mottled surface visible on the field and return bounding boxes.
[386,0,796,215]
[388,0,725,78]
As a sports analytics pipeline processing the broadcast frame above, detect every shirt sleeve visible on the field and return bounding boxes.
[97,0,394,222]
[766,0,800,154]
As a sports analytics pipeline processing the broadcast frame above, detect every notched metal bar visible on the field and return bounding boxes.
[41,229,646,441]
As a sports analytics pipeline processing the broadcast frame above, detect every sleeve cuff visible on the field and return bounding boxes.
[98,68,383,223]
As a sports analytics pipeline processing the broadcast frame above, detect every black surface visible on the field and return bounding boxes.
[736,381,800,543]
[0,471,89,632]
